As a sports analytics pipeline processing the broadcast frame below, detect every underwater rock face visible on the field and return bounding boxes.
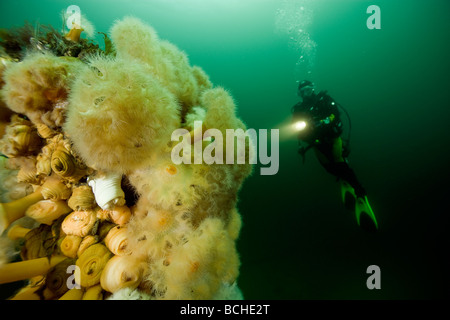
[0,16,252,300]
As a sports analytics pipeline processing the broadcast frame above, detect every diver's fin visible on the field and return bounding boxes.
[355,196,378,232]
[340,180,356,211]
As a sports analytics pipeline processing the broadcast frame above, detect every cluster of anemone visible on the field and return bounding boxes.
[0,17,252,300]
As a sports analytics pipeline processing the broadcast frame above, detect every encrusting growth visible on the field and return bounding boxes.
[0,16,252,300]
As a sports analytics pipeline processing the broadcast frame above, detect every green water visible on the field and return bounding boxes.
[1,0,449,299]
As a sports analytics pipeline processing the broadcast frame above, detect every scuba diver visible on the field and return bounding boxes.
[291,80,378,231]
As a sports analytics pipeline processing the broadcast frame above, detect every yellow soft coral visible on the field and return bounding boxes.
[153,217,240,300]
[1,53,82,128]
[110,17,211,116]
[62,16,252,300]
[64,56,180,174]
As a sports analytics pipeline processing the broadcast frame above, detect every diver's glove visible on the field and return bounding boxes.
[311,118,326,130]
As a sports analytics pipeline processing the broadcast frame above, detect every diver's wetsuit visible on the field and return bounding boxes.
[292,91,367,198]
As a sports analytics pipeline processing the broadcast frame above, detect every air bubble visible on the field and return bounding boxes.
[275,0,317,78]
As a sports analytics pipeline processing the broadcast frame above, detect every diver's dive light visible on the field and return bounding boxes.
[294,120,307,131]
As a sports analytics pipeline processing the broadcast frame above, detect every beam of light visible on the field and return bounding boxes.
[272,117,309,142]
[294,120,307,131]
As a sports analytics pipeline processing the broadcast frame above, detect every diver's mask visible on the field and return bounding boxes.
[298,85,315,99]
[297,80,315,99]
